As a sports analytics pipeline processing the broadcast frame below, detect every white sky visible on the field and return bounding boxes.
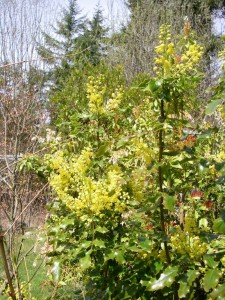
[50,0,129,30]
[77,0,110,16]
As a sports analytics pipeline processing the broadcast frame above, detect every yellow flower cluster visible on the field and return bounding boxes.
[170,213,207,259]
[154,25,174,74]
[86,75,106,114]
[86,75,123,114]
[133,138,153,165]
[66,170,127,220]
[177,42,203,74]
[215,150,225,163]
[130,167,149,202]
[49,149,128,220]
[71,147,93,175]
[106,88,123,111]
[154,24,203,76]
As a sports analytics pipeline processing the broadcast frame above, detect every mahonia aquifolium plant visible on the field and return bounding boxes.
[37,23,225,300]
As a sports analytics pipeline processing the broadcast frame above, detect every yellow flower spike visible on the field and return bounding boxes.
[86,74,123,115]
[164,60,170,69]
[155,24,203,77]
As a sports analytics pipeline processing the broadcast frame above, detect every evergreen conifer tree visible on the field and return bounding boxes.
[37,0,85,88]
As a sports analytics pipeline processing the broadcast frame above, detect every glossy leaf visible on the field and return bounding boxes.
[52,261,61,282]
[187,270,199,286]
[93,239,105,248]
[203,255,218,269]
[139,239,152,252]
[145,266,179,291]
[213,218,225,233]
[178,270,199,298]
[211,283,225,299]
[115,251,125,264]
[178,281,190,298]
[95,226,109,234]
[203,269,221,292]
[79,255,92,270]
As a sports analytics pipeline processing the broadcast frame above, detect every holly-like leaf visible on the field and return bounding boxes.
[203,269,221,292]
[178,270,199,298]
[79,255,92,270]
[145,266,179,291]
[205,99,223,115]
[95,226,109,234]
[203,255,218,269]
[81,241,92,249]
[178,281,190,298]
[164,194,176,212]
[187,270,199,286]
[104,250,125,264]
[211,283,225,299]
[139,239,152,252]
[140,79,162,93]
[213,218,225,233]
[115,251,125,264]
[93,239,105,248]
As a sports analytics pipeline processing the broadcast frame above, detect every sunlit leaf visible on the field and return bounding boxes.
[187,270,199,286]
[52,261,61,282]
[144,266,179,291]
[205,99,223,115]
[203,255,218,269]
[178,281,190,298]
[213,218,225,233]
[203,269,221,292]
[95,226,109,234]
[211,283,225,299]
[79,255,92,270]
[164,194,176,212]
[93,239,105,248]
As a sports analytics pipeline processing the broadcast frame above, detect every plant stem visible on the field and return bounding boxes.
[0,234,16,300]
[158,98,171,264]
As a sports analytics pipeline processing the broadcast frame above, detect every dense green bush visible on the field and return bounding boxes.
[26,23,225,299]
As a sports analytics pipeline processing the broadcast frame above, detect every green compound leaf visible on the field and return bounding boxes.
[203,269,221,292]
[144,266,179,291]
[211,283,225,299]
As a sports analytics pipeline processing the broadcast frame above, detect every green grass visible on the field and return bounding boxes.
[0,230,49,300]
